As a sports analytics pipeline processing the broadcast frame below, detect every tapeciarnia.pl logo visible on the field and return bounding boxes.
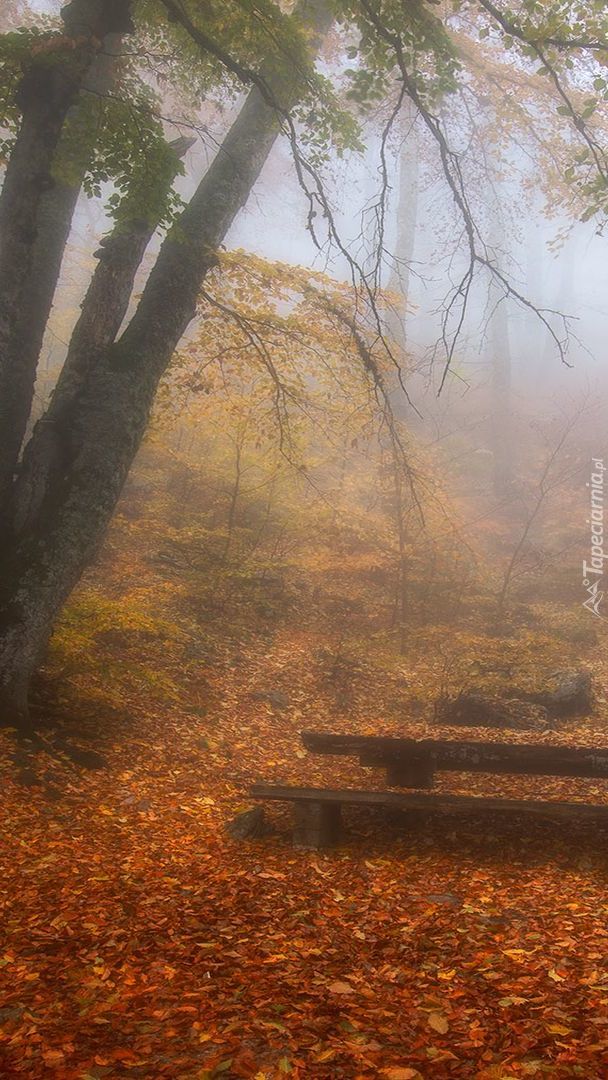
[582,457,606,619]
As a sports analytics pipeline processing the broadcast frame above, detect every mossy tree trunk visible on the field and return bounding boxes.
[0,0,332,731]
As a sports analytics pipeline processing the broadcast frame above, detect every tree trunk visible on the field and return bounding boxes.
[0,0,132,505]
[15,29,126,417]
[386,107,419,351]
[13,135,194,537]
[540,232,578,374]
[489,284,513,496]
[484,197,513,497]
[522,215,546,389]
[0,0,332,730]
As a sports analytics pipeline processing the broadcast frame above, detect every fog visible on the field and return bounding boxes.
[5,5,608,1075]
[47,86,608,413]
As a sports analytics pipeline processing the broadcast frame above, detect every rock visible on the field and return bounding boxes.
[424,893,461,907]
[435,693,549,731]
[268,691,289,709]
[435,670,593,728]
[63,746,109,769]
[477,913,510,929]
[251,690,289,710]
[533,669,592,717]
[120,793,151,811]
[226,807,267,840]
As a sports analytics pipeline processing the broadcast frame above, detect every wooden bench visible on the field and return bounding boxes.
[251,783,608,849]
[301,731,608,788]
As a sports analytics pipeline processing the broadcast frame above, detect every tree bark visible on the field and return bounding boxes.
[386,107,419,351]
[12,135,195,537]
[0,0,132,506]
[489,282,513,496]
[14,28,126,415]
[484,198,513,496]
[0,0,332,730]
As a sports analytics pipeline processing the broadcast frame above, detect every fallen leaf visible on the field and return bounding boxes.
[315,1049,336,1062]
[380,1068,422,1079]
[548,968,565,982]
[42,1050,65,1067]
[428,1012,449,1034]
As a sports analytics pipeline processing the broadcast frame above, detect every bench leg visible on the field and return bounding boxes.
[387,756,434,789]
[293,801,342,849]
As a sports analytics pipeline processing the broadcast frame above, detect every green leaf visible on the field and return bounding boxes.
[213,1060,233,1075]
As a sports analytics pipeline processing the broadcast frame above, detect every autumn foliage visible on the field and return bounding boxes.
[1,252,607,1078]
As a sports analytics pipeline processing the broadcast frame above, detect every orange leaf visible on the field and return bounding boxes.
[328,980,354,995]
[380,1068,422,1079]
[42,1050,65,1067]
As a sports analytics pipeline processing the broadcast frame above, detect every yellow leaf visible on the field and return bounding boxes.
[548,968,565,982]
[547,1023,572,1036]
[428,1012,449,1034]
[315,1049,336,1062]
[438,968,456,981]
[502,948,529,962]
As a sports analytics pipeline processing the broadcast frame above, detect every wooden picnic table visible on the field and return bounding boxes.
[301,731,608,788]
[247,732,608,849]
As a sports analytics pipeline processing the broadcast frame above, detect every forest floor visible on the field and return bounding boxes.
[3,614,608,1079]
[3,480,608,1079]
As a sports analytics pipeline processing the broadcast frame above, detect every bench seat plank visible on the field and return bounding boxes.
[251,783,608,848]
[251,783,608,818]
